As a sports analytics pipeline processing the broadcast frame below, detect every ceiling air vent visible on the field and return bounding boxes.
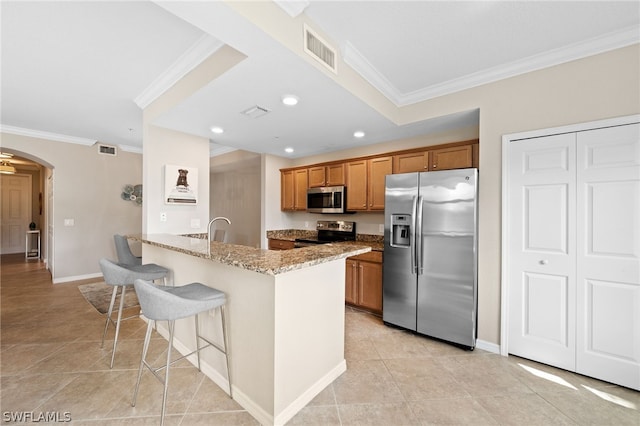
[241,105,271,119]
[304,24,337,74]
[98,144,117,156]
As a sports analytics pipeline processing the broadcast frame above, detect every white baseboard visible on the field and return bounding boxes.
[476,338,500,354]
[53,272,102,284]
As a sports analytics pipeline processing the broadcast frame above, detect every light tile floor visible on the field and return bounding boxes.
[1,254,638,425]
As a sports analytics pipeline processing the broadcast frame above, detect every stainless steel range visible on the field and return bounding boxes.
[294,220,356,248]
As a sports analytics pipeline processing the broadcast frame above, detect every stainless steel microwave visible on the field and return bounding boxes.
[307,186,347,213]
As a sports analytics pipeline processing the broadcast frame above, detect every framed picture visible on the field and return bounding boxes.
[165,165,198,205]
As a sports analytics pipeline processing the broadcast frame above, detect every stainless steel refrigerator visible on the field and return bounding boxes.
[383,168,478,349]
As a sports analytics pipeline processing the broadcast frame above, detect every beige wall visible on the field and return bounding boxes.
[0,133,143,282]
[210,152,261,247]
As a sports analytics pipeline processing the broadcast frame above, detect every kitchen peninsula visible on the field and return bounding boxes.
[131,234,370,426]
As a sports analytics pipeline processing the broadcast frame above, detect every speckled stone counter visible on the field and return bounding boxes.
[132,233,364,425]
[131,233,371,275]
[266,229,384,252]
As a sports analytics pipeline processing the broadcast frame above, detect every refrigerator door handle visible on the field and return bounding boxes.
[416,195,424,275]
[410,195,418,274]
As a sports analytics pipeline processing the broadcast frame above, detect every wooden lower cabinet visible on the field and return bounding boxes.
[268,239,295,250]
[345,251,383,314]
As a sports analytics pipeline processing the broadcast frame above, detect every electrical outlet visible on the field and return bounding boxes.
[64,218,74,226]
[304,221,309,228]
[190,218,200,228]
[160,212,167,222]
[379,224,384,233]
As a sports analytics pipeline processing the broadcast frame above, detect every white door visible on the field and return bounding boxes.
[508,133,577,371]
[0,174,32,254]
[576,124,640,390]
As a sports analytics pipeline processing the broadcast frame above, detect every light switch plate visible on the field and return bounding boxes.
[160,212,167,222]
[64,218,74,226]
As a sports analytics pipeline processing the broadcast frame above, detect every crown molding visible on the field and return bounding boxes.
[134,34,224,109]
[274,0,310,17]
[0,125,97,145]
[118,144,142,154]
[344,25,640,107]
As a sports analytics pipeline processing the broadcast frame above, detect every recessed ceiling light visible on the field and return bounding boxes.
[354,131,365,138]
[282,95,299,106]
[284,147,294,153]
[210,126,224,134]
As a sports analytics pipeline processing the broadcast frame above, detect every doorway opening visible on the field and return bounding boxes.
[0,150,54,274]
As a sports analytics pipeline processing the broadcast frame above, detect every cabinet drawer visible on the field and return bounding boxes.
[348,251,382,263]
[268,239,295,250]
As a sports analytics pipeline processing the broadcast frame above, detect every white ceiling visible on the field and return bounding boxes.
[1,1,638,159]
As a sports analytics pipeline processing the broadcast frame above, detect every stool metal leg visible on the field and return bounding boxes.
[109,285,127,369]
[221,305,232,398]
[194,314,201,371]
[161,321,175,426]
[132,320,153,407]
[101,286,119,348]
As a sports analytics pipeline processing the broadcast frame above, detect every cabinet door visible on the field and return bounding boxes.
[294,169,308,210]
[430,145,473,171]
[281,170,294,211]
[308,166,326,188]
[326,163,345,186]
[393,151,429,173]
[368,156,392,210]
[345,259,358,305]
[358,260,383,313]
[346,160,368,210]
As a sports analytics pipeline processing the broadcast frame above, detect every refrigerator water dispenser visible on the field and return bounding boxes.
[390,214,411,247]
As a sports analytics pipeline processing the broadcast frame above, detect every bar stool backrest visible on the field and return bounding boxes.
[114,234,142,266]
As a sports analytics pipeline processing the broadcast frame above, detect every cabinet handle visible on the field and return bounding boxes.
[433,164,437,168]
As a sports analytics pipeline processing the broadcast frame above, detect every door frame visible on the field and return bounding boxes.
[500,113,640,356]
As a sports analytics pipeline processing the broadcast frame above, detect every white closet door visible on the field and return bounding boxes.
[508,133,577,370]
[576,123,640,390]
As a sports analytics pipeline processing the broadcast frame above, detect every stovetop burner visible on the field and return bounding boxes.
[294,220,356,247]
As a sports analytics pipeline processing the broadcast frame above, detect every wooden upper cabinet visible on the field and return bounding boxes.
[281,170,295,210]
[326,163,345,186]
[281,168,308,211]
[345,156,392,211]
[393,150,429,174]
[430,145,473,171]
[345,160,368,211]
[294,168,308,210]
[308,163,345,187]
[368,156,392,210]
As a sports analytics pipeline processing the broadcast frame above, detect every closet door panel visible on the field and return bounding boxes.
[576,123,640,390]
[508,133,577,370]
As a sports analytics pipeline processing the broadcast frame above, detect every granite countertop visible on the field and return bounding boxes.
[130,234,371,276]
[266,229,385,252]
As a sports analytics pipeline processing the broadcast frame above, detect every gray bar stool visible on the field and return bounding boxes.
[98,258,170,368]
[113,234,142,266]
[131,278,231,426]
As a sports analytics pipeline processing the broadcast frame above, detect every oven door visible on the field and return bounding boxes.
[307,186,345,213]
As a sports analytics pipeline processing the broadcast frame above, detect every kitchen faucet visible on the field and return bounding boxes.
[207,216,231,247]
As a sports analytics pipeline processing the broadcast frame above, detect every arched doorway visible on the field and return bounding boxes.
[0,149,54,274]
